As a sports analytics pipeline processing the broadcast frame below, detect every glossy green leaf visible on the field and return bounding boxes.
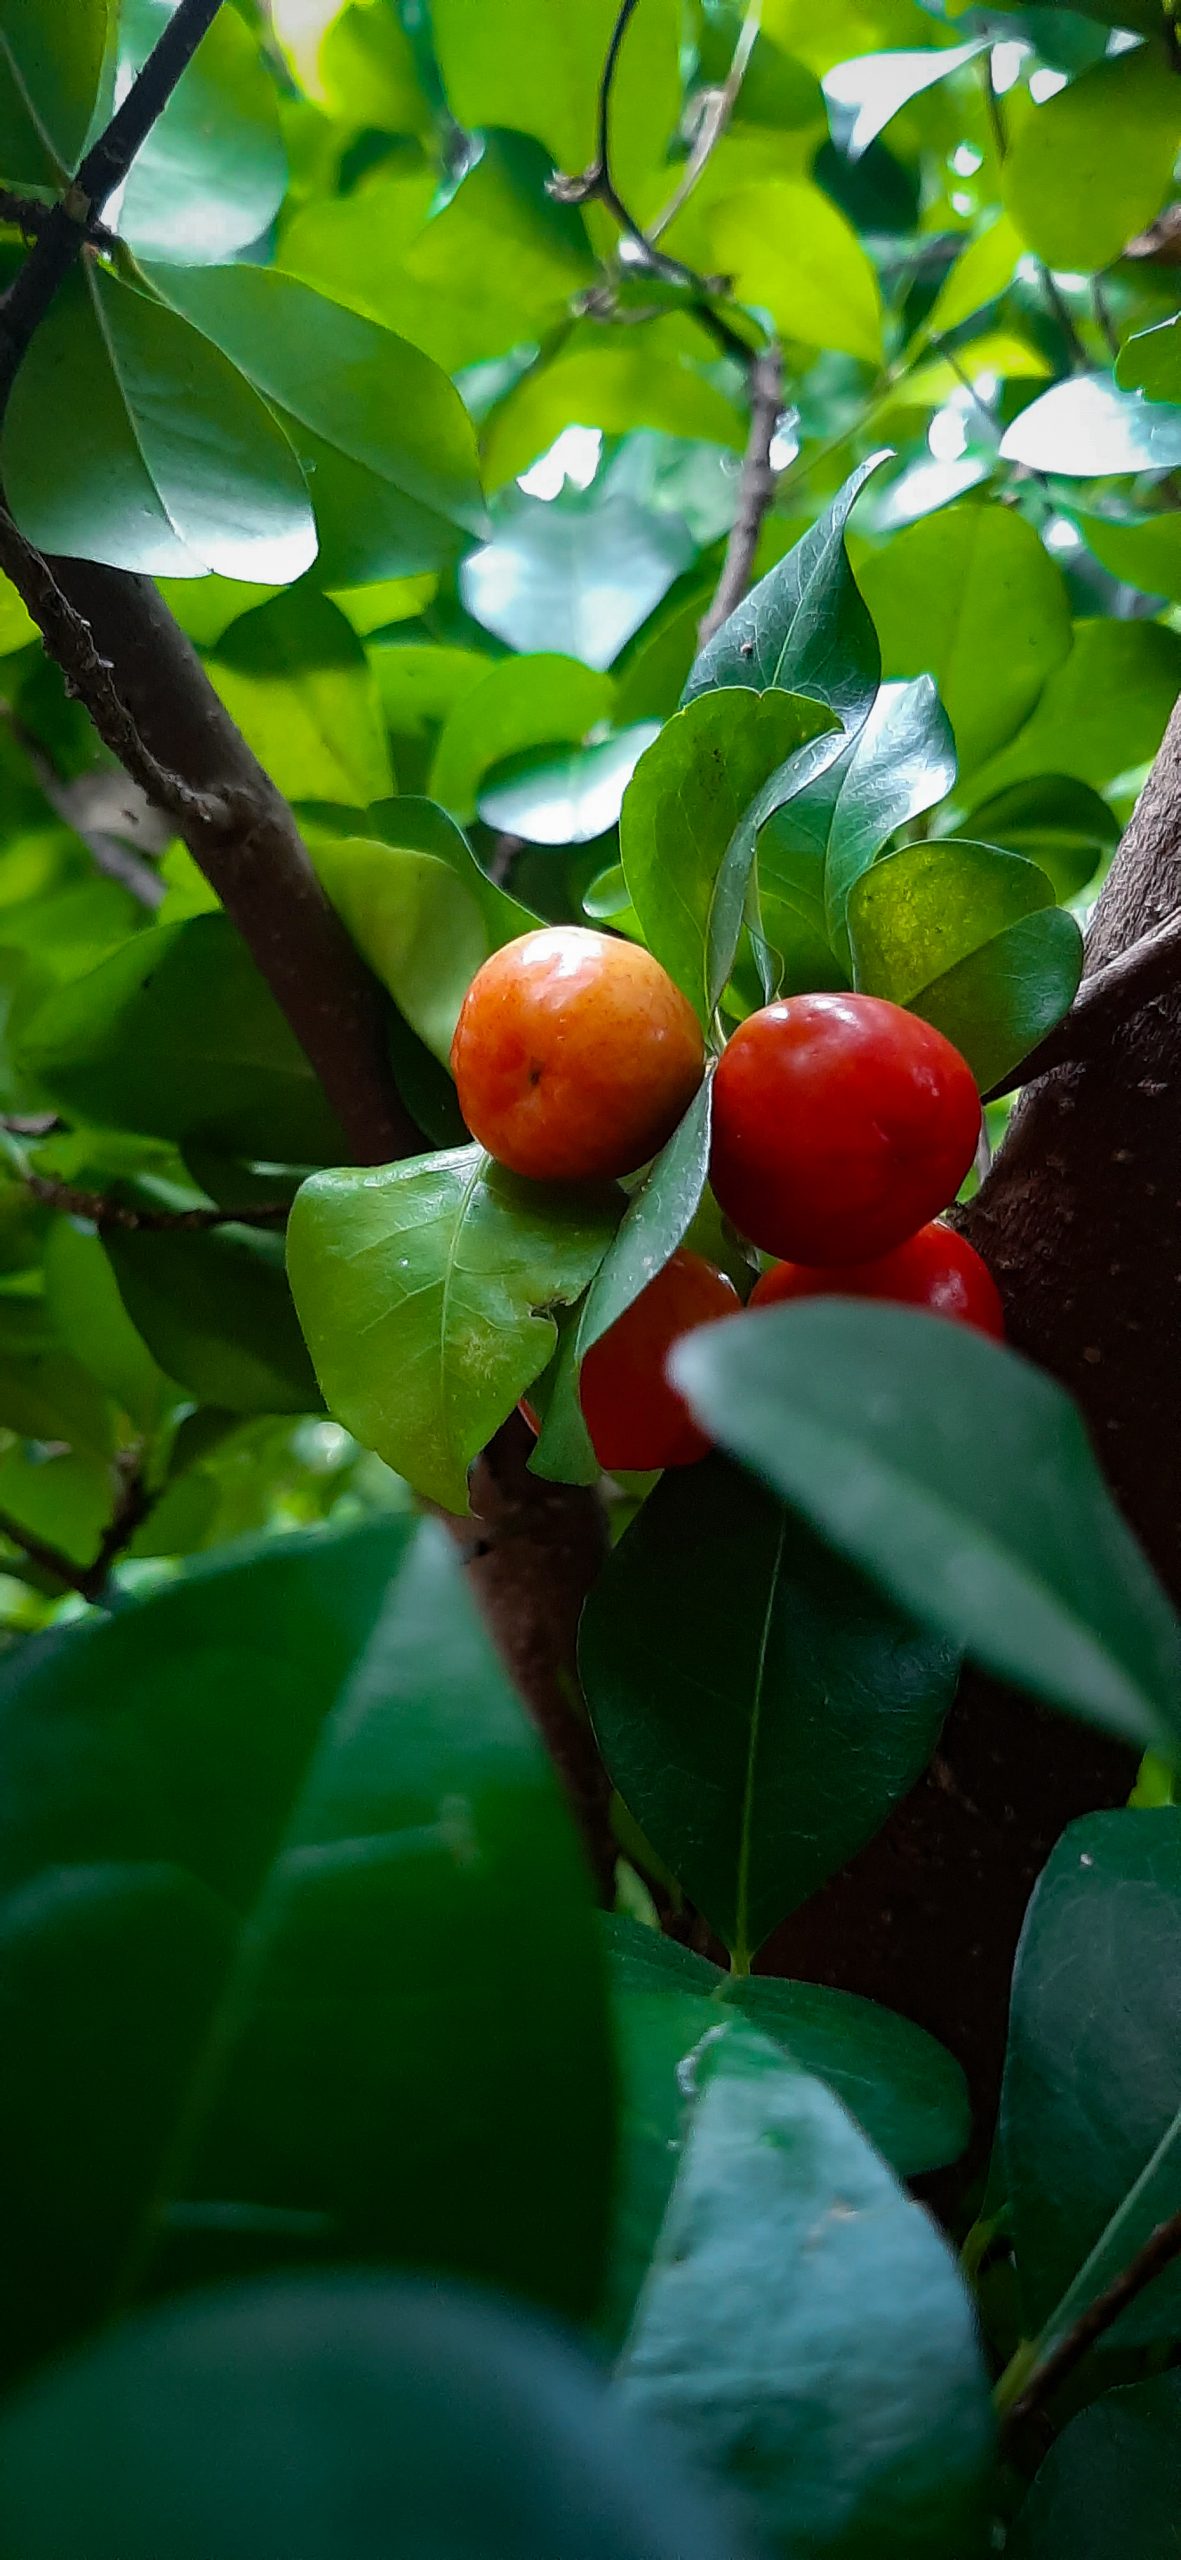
[0,0,111,182]
[371,641,488,743]
[1118,314,1181,404]
[957,775,1118,901]
[847,836,1082,1090]
[584,1455,957,1960]
[464,495,695,670]
[0,2272,739,2560]
[3,266,315,583]
[0,1519,612,2374]
[918,205,1023,343]
[362,793,537,950]
[619,2027,994,2560]
[712,178,883,364]
[157,264,485,583]
[621,687,839,1021]
[772,674,957,965]
[479,727,660,846]
[1001,1809,1181,2363]
[1078,509,1181,606]
[432,0,681,212]
[673,1300,1181,1749]
[531,1077,714,1487]
[967,619,1181,802]
[1002,41,1181,275]
[116,0,287,264]
[105,1225,320,1416]
[43,1218,172,1434]
[855,504,1072,777]
[312,835,484,1063]
[430,655,614,824]
[19,914,344,1165]
[287,1148,621,1512]
[684,454,884,721]
[999,374,1181,477]
[482,342,745,491]
[208,591,392,807]
[1008,2372,1181,2560]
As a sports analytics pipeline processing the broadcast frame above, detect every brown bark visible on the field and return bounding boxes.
[766,692,1181,2144]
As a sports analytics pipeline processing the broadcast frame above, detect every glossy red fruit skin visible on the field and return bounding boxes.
[579,1249,740,1472]
[749,1222,1005,1338]
[450,927,705,1184]
[710,992,981,1264]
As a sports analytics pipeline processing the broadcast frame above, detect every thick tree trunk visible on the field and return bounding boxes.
[767,694,1181,2143]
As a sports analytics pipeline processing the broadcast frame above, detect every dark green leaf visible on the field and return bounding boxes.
[19,915,344,1164]
[619,2026,994,2560]
[464,493,695,669]
[846,836,1082,1090]
[759,674,955,967]
[673,1300,1181,1749]
[621,687,839,1021]
[287,1147,621,1512]
[683,454,885,723]
[581,1455,957,1962]
[156,264,485,584]
[43,1218,172,1434]
[0,0,111,184]
[1001,1809,1181,2361]
[3,267,315,582]
[1008,2372,1181,2560]
[430,654,614,824]
[957,775,1118,901]
[117,0,286,263]
[855,504,1072,777]
[1118,315,1181,405]
[1077,509,1181,608]
[105,1226,320,1417]
[0,1519,612,2375]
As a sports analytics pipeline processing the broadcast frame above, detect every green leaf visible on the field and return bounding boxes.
[672,1300,1181,1750]
[363,793,537,950]
[710,179,883,365]
[583,1456,957,1961]
[918,208,1023,344]
[116,0,286,264]
[482,340,746,491]
[846,837,1083,1090]
[776,674,957,966]
[999,374,1181,477]
[43,1218,172,1434]
[207,591,392,807]
[430,654,615,824]
[0,0,111,183]
[2,266,316,582]
[619,2028,994,2560]
[956,775,1118,901]
[1002,41,1181,275]
[464,494,695,669]
[19,914,345,1165]
[970,618,1181,803]
[1118,315,1181,404]
[621,687,839,1022]
[0,2271,740,2560]
[1001,1809,1181,2364]
[0,1519,612,2375]
[156,264,485,584]
[1008,2372,1181,2560]
[431,0,681,212]
[105,1225,321,1417]
[479,728,661,847]
[1078,508,1181,607]
[319,0,431,134]
[531,1077,714,1488]
[313,836,485,1064]
[287,1148,621,1512]
[371,640,488,743]
[0,571,36,655]
[855,504,1073,778]
[683,454,885,721]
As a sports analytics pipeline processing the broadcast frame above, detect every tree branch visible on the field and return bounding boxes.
[0,0,227,415]
[0,1450,154,1605]
[649,0,762,245]
[0,698,164,910]
[985,905,1181,1102]
[697,342,782,648]
[998,2208,1181,2444]
[21,1172,288,1232]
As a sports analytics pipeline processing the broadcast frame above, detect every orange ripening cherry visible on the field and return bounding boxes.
[749,1221,1005,1339]
[710,991,981,1265]
[451,927,705,1183]
[578,1249,740,1472]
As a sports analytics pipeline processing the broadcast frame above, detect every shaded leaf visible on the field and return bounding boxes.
[673,1300,1181,1749]
[1077,508,1181,608]
[429,654,615,824]
[105,1225,320,1417]
[957,774,1118,901]
[208,591,392,808]
[1002,41,1181,275]
[683,454,885,721]
[482,341,745,491]
[0,0,111,184]
[1008,2372,1181,2560]
[847,836,1082,1090]
[1118,314,1181,405]
[855,504,1072,777]
[970,618,1181,803]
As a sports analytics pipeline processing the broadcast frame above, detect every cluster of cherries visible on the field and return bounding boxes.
[451,925,1003,1475]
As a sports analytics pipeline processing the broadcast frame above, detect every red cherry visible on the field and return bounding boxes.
[710,992,981,1264]
[749,1222,1005,1338]
[578,1249,740,1472]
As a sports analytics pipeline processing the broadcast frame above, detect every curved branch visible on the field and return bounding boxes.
[697,343,782,649]
[998,2207,1181,2444]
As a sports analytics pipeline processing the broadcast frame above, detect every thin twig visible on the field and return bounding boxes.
[0,700,164,909]
[984,906,1181,1101]
[999,2207,1181,2444]
[697,343,783,648]
[1092,277,1120,365]
[0,1451,155,1605]
[23,1172,289,1232]
[0,188,116,251]
[549,0,757,366]
[0,0,227,416]
[979,51,1009,166]
[649,0,762,244]
[1038,263,1091,376]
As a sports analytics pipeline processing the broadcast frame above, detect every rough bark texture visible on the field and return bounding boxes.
[765,693,1181,2146]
